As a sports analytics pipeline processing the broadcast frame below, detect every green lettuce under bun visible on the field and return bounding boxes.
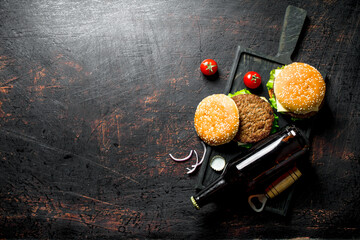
[237,142,252,149]
[266,65,286,109]
[227,89,279,148]
[271,113,279,134]
[290,117,303,121]
[266,65,286,89]
[228,89,251,98]
[268,96,277,110]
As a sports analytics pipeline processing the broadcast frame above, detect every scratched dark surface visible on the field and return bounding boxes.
[0,0,359,239]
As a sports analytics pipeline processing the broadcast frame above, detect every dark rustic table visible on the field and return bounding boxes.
[1,0,359,239]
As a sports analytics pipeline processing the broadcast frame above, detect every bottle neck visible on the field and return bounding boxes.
[191,177,228,209]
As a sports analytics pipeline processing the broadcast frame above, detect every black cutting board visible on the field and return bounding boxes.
[195,5,318,216]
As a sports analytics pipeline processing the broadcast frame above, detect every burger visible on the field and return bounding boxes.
[267,62,326,118]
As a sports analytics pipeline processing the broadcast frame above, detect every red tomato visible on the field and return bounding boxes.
[200,59,218,76]
[243,71,261,89]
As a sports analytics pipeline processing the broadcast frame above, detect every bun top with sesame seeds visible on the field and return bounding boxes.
[274,62,326,116]
[194,94,239,146]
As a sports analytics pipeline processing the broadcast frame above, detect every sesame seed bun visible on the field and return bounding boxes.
[274,62,326,118]
[194,94,239,146]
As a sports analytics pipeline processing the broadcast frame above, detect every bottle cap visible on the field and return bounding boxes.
[210,155,226,172]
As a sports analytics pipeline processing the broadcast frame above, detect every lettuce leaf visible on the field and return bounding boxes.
[266,65,286,110]
[291,117,303,121]
[228,89,251,97]
[269,97,277,109]
[266,65,286,90]
[266,69,276,90]
[271,113,279,134]
[237,142,252,149]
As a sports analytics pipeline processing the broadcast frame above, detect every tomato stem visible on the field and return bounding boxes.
[251,75,259,82]
[206,62,216,72]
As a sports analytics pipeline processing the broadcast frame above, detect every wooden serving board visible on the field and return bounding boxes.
[195,5,314,216]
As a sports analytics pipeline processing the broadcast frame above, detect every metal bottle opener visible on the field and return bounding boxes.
[248,167,302,212]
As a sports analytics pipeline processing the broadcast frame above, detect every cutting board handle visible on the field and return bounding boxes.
[276,5,307,63]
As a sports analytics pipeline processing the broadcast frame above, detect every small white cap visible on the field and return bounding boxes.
[210,155,226,172]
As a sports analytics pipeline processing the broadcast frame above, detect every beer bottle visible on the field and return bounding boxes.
[190,125,309,209]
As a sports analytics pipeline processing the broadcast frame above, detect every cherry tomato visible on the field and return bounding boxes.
[200,59,218,76]
[243,71,261,89]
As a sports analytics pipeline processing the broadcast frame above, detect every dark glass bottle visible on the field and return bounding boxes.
[191,125,309,209]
